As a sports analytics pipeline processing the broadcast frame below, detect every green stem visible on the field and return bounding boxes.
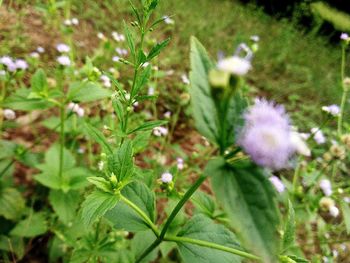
[164,235,260,261]
[136,175,207,262]
[58,105,65,179]
[120,195,159,236]
[338,45,348,135]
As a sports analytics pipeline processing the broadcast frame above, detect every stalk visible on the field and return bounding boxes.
[338,45,348,135]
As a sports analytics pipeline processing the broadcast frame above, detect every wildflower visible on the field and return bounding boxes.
[15,59,28,70]
[341,134,350,148]
[0,56,13,66]
[3,109,16,120]
[153,126,168,137]
[71,18,79,25]
[311,128,326,144]
[176,157,184,170]
[142,62,150,68]
[100,75,111,88]
[112,56,120,62]
[160,172,173,183]
[57,55,71,66]
[112,32,125,42]
[290,131,311,156]
[344,197,350,203]
[148,86,155,96]
[67,102,84,117]
[329,206,339,218]
[0,70,6,76]
[269,176,285,193]
[64,19,72,26]
[322,104,340,116]
[56,43,70,53]
[37,46,45,53]
[116,48,128,56]
[163,15,174,25]
[340,33,350,41]
[30,52,40,58]
[97,32,105,40]
[250,35,260,42]
[98,161,104,171]
[164,111,171,119]
[238,99,295,170]
[76,107,85,117]
[181,74,190,85]
[319,197,335,210]
[320,179,332,196]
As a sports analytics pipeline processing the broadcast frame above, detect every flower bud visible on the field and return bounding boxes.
[323,152,333,162]
[319,197,335,211]
[330,144,346,160]
[341,134,350,148]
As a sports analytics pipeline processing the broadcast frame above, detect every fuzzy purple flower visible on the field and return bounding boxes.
[238,98,295,170]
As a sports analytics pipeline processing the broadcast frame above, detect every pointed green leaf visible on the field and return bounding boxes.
[128,120,167,134]
[68,81,112,102]
[31,68,48,93]
[10,212,48,237]
[282,200,296,252]
[0,188,25,220]
[147,38,170,61]
[49,190,80,225]
[124,21,136,59]
[341,201,350,234]
[132,65,152,97]
[84,123,113,154]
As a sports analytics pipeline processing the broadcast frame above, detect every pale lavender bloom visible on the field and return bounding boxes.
[30,52,40,58]
[176,157,184,170]
[112,32,125,42]
[340,33,349,40]
[250,35,260,42]
[116,48,128,56]
[15,59,28,70]
[148,86,155,96]
[6,61,17,72]
[37,46,45,53]
[322,104,340,116]
[320,179,332,196]
[56,43,70,53]
[100,75,111,88]
[163,15,174,25]
[181,74,190,85]
[311,128,326,144]
[3,109,16,120]
[269,176,285,193]
[238,99,295,170]
[67,102,84,117]
[57,55,71,66]
[112,56,120,62]
[0,56,13,66]
[161,172,173,183]
[153,126,168,137]
[164,111,171,118]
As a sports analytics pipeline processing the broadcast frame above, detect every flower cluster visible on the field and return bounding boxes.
[0,56,28,72]
[67,102,84,117]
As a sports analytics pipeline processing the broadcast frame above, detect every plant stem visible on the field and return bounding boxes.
[58,105,65,179]
[338,45,348,135]
[136,175,207,262]
[120,195,159,236]
[164,235,260,261]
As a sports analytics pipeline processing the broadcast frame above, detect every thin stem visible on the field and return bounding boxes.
[58,105,65,179]
[338,45,348,135]
[120,195,159,236]
[136,175,207,262]
[164,235,260,261]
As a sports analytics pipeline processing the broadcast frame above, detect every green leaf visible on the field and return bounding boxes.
[132,131,151,154]
[68,81,112,102]
[10,212,48,237]
[192,191,216,218]
[49,190,80,225]
[87,176,112,192]
[0,235,25,259]
[282,200,295,252]
[84,123,113,154]
[81,190,120,227]
[132,65,152,97]
[128,120,167,134]
[285,255,309,263]
[210,158,280,263]
[124,21,135,59]
[107,140,134,182]
[189,37,219,143]
[31,68,48,93]
[341,201,350,234]
[105,181,155,231]
[3,88,52,111]
[0,188,25,220]
[147,38,170,61]
[132,230,158,263]
[112,99,124,128]
[176,214,241,263]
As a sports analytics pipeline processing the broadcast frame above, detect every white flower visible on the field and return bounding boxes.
[311,128,326,144]
[161,172,173,183]
[0,70,6,76]
[57,55,71,66]
[153,126,168,137]
[344,197,350,203]
[100,75,111,88]
[76,107,85,117]
[116,48,128,56]
[176,157,184,170]
[64,19,72,26]
[340,33,350,41]
[97,32,105,40]
[290,131,311,156]
[112,32,125,42]
[148,86,155,96]
[329,205,339,218]
[320,179,332,196]
[112,56,120,62]
[181,74,190,85]
[164,111,171,119]
[67,102,84,117]
[322,105,340,116]
[37,46,45,53]
[163,15,174,25]
[142,62,150,68]
[3,109,16,120]
[56,43,70,53]
[71,18,79,25]
[250,35,260,42]
[30,52,40,58]
[15,59,28,70]
[217,56,251,76]
[98,161,104,171]
[269,176,285,193]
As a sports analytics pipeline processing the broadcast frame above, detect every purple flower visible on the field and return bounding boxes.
[269,176,285,193]
[311,128,326,144]
[56,43,70,53]
[57,55,71,66]
[322,104,340,116]
[15,59,28,70]
[160,172,173,183]
[341,33,349,41]
[238,98,295,170]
